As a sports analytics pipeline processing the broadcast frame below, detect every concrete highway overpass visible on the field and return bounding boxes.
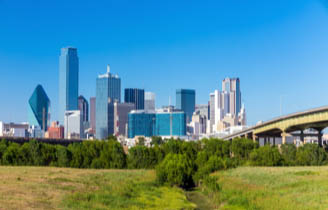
[224,106,328,146]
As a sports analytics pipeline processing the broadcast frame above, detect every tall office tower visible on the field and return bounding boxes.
[222,78,241,115]
[114,102,134,136]
[59,47,79,125]
[145,92,156,111]
[176,89,196,123]
[78,95,89,122]
[96,65,121,139]
[195,104,209,119]
[90,97,96,133]
[209,90,224,133]
[28,85,51,132]
[124,88,145,110]
[64,110,82,139]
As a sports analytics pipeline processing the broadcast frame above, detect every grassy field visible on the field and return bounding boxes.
[0,166,195,210]
[212,166,328,210]
[2,166,328,210]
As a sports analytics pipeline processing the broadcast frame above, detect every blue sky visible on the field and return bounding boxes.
[1,0,328,125]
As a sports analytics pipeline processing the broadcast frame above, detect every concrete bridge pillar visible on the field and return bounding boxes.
[252,134,258,143]
[281,132,287,144]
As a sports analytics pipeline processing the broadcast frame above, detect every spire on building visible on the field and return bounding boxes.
[107,64,110,74]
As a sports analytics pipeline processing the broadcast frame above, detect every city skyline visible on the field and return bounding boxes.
[1,0,328,126]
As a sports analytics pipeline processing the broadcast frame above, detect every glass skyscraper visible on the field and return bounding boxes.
[124,88,145,110]
[59,47,79,125]
[96,65,121,139]
[28,85,51,131]
[78,95,89,122]
[176,89,196,123]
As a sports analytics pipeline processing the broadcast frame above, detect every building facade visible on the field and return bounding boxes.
[96,65,121,139]
[155,112,186,137]
[78,95,89,122]
[45,121,64,139]
[124,88,145,110]
[90,97,96,133]
[145,92,156,111]
[28,85,51,132]
[128,110,186,138]
[114,102,135,137]
[64,110,82,139]
[176,89,195,123]
[59,47,79,125]
[128,111,155,138]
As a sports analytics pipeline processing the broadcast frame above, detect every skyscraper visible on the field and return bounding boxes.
[28,85,51,132]
[222,78,241,115]
[64,110,82,139]
[176,89,195,123]
[124,88,145,110]
[78,95,89,122]
[209,77,245,134]
[96,65,121,139]
[90,97,96,133]
[59,47,79,125]
[145,92,156,111]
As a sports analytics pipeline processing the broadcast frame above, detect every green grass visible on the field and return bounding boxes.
[0,166,195,210]
[211,166,328,210]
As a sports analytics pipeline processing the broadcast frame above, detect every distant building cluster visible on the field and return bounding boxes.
[0,47,248,144]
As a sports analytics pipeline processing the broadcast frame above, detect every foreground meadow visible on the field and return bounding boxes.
[213,166,328,210]
[0,166,195,210]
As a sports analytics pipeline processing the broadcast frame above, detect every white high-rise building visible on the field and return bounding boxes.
[145,92,156,111]
[64,110,83,139]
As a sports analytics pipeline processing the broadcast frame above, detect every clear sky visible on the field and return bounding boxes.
[1,0,328,125]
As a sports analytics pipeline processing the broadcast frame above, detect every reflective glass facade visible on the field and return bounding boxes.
[128,112,155,138]
[124,88,145,110]
[96,70,121,139]
[28,85,50,131]
[176,89,195,123]
[59,47,79,124]
[155,112,186,136]
[128,111,186,138]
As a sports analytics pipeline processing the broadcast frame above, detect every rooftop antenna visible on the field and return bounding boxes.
[107,64,110,73]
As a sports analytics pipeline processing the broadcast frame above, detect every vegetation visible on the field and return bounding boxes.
[210,166,328,209]
[0,166,195,210]
[1,137,328,209]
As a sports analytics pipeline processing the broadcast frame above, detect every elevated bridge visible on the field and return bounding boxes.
[224,106,328,146]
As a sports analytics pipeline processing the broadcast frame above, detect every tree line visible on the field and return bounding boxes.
[0,137,327,190]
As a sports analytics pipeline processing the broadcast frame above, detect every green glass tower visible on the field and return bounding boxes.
[28,85,51,131]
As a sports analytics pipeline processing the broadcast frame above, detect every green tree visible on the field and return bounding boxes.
[250,145,284,166]
[156,153,195,189]
[296,144,327,166]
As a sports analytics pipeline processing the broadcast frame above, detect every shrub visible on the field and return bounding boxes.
[281,144,297,166]
[296,144,327,166]
[194,156,225,183]
[250,145,284,166]
[231,138,258,161]
[156,154,195,189]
